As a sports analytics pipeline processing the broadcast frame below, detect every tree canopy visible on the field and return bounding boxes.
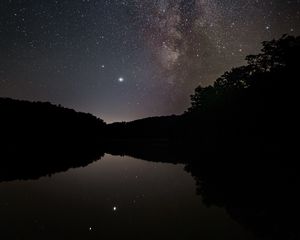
[188,35,300,113]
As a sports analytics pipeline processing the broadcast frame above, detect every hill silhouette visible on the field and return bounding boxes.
[0,98,106,181]
[107,35,299,153]
[1,34,299,181]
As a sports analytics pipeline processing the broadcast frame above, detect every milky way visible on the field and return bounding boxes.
[0,0,299,121]
[128,0,300,111]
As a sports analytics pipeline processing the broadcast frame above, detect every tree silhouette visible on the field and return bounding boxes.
[185,35,300,151]
[189,35,300,114]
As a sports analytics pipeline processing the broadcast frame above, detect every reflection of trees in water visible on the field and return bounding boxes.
[185,151,300,240]
[1,137,299,239]
[0,146,105,182]
[104,145,300,240]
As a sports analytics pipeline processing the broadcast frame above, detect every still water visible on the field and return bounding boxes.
[0,154,257,240]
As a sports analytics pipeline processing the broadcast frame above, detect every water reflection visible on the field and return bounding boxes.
[0,154,256,240]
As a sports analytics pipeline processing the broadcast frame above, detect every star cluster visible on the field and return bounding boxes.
[0,0,299,121]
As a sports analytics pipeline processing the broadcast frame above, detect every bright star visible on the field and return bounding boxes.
[118,77,124,82]
[113,206,117,211]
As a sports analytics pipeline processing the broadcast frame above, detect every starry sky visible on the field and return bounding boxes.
[0,0,299,122]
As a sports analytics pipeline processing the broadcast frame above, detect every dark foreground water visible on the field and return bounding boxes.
[0,154,258,240]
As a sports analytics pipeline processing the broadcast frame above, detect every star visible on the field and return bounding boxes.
[0,0,299,122]
[113,206,117,211]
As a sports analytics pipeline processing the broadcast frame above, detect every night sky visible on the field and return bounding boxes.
[1,1,299,122]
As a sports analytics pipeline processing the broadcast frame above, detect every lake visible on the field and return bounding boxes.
[0,154,259,240]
